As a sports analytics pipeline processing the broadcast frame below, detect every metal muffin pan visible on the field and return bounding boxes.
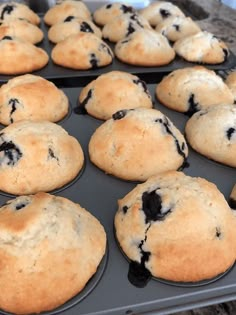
[0,1,235,84]
[0,84,235,315]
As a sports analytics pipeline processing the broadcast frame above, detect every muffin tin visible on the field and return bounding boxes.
[0,84,235,315]
[0,1,235,84]
[0,1,235,314]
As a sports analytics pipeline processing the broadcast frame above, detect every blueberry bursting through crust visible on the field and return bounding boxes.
[76,89,93,115]
[126,14,145,37]
[133,79,152,100]
[1,36,13,41]
[227,127,235,140]
[154,116,187,167]
[1,4,15,20]
[160,9,171,19]
[0,140,22,166]
[80,22,94,34]
[121,4,134,14]
[90,53,98,69]
[112,110,128,120]
[64,15,75,22]
[126,190,172,288]
[186,93,199,116]
[8,98,20,123]
[15,201,30,210]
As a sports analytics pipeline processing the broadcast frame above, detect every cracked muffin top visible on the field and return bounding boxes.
[114,171,236,284]
[78,71,153,120]
[156,66,234,115]
[0,120,84,195]
[88,108,188,181]
[185,104,236,168]
[0,2,40,25]
[0,74,69,125]
[0,192,106,314]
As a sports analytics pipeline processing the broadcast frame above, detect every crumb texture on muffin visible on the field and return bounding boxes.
[89,108,188,181]
[156,66,234,115]
[79,71,153,120]
[0,74,69,125]
[0,120,84,195]
[0,192,106,314]
[185,104,236,167]
[115,171,236,283]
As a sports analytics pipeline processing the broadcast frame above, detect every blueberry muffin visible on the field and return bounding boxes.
[0,192,106,314]
[93,2,135,26]
[225,71,236,102]
[78,71,153,120]
[115,171,236,283]
[173,31,229,64]
[44,0,91,26]
[0,19,43,44]
[0,120,84,195]
[156,66,234,115]
[0,74,69,125]
[155,16,201,42]
[140,1,185,27]
[115,29,175,66]
[48,16,102,44]
[51,32,113,70]
[0,2,40,25]
[102,12,151,43]
[89,108,188,181]
[185,104,236,167]
[0,36,48,75]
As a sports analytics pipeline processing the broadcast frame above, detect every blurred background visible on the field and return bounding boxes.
[0,0,235,11]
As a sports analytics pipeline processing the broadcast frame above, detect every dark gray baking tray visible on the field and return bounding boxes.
[0,1,235,85]
[0,84,235,315]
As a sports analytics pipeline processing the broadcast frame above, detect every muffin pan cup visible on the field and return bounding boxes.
[0,84,235,315]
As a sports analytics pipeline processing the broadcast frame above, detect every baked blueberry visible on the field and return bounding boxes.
[0,140,22,166]
[1,4,15,20]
